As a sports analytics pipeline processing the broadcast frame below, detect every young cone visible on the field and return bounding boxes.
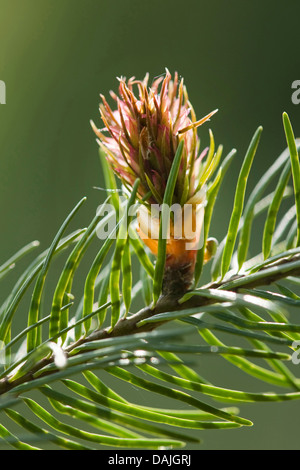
[91,70,219,294]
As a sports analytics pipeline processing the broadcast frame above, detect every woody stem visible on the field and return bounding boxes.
[1,254,300,396]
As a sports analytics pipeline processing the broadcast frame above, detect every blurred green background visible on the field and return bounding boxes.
[0,0,300,449]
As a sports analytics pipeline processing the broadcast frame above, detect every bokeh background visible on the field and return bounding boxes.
[0,0,300,450]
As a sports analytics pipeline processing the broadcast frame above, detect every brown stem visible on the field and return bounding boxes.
[1,255,300,396]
